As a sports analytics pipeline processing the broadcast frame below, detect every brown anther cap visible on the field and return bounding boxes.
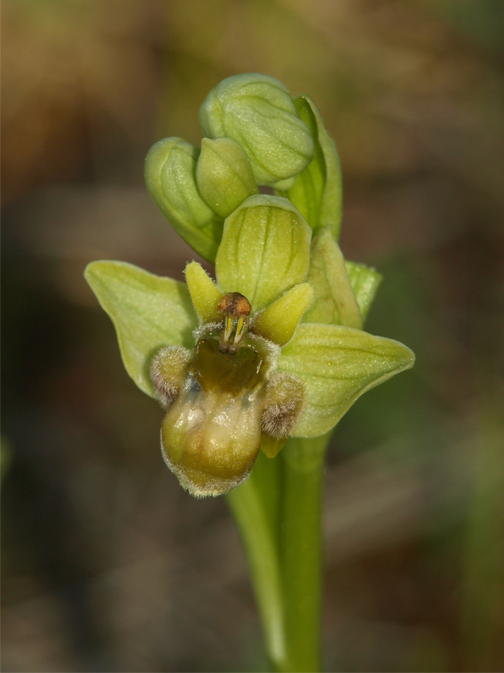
[218,292,251,318]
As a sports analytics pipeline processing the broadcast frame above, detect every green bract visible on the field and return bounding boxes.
[275,95,343,239]
[303,226,362,328]
[345,260,382,322]
[199,73,314,189]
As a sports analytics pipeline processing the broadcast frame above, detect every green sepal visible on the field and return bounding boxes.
[276,95,342,238]
[278,323,415,438]
[345,261,382,323]
[84,261,198,398]
[216,194,312,312]
[199,73,314,188]
[303,226,362,329]
[144,137,224,263]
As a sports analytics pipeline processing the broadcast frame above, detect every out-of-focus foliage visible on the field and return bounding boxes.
[2,1,503,671]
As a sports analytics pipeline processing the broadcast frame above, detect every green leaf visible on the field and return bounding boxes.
[276,95,343,238]
[345,261,382,323]
[216,195,312,311]
[85,261,198,397]
[145,138,224,263]
[278,323,415,438]
[303,227,362,329]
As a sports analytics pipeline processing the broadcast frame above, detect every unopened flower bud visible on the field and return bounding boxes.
[145,138,223,262]
[196,138,258,218]
[199,73,314,188]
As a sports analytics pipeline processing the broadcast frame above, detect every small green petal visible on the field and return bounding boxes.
[278,323,415,438]
[276,95,343,238]
[345,261,382,323]
[303,226,362,329]
[185,261,223,323]
[252,283,313,346]
[145,137,223,263]
[216,194,312,311]
[85,261,198,398]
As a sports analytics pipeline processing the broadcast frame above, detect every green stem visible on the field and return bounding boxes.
[227,452,289,670]
[227,433,331,672]
[280,434,329,672]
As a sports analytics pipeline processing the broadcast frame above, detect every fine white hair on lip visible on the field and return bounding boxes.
[192,321,223,342]
[150,345,191,408]
[261,371,305,439]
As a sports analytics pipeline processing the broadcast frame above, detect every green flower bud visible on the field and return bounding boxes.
[196,138,259,219]
[199,73,314,188]
[145,137,223,263]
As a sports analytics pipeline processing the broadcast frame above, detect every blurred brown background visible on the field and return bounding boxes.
[2,1,504,671]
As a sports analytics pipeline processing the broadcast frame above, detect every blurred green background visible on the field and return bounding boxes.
[2,1,504,671]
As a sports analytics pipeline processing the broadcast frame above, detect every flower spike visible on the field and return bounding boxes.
[86,73,415,500]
